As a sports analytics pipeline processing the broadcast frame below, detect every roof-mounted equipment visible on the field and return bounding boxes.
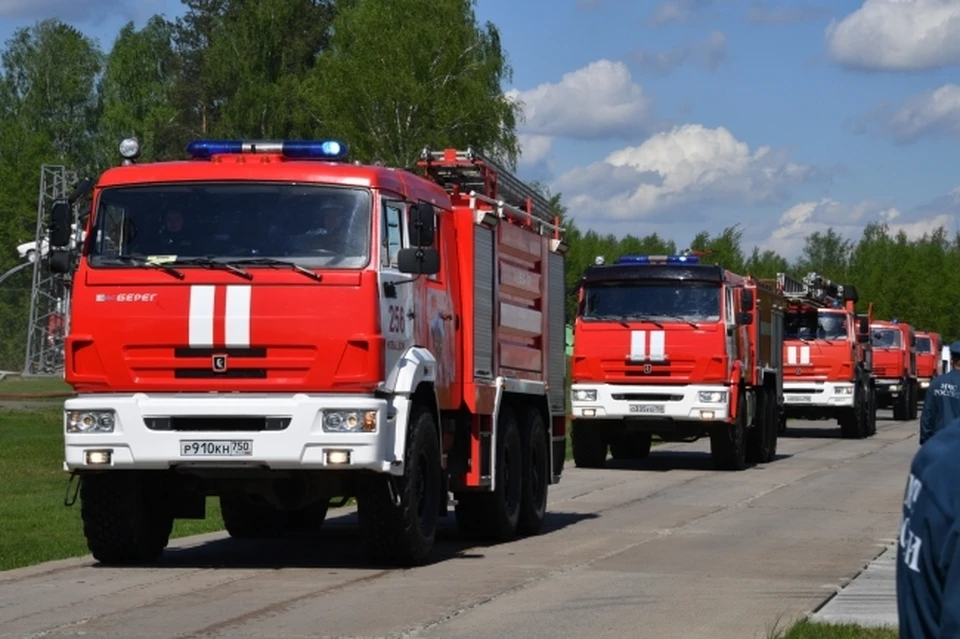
[185,139,349,162]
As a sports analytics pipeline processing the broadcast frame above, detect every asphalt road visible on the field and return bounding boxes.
[0,412,917,639]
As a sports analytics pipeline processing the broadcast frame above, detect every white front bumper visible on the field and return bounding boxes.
[875,379,903,394]
[570,383,730,421]
[63,393,400,473]
[782,381,855,408]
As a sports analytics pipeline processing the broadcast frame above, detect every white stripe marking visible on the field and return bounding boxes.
[787,346,797,365]
[225,286,251,347]
[189,285,215,347]
[649,330,666,361]
[630,330,647,361]
[800,346,810,365]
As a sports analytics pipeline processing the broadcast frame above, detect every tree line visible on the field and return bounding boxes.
[0,0,954,370]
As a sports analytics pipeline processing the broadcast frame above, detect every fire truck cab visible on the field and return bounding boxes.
[773,272,877,439]
[870,319,919,421]
[916,331,942,399]
[569,254,785,471]
[47,138,568,567]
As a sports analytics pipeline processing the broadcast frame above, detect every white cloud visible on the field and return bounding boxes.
[0,0,154,22]
[761,190,960,258]
[507,60,655,141]
[552,124,817,224]
[825,0,960,71]
[631,31,728,76]
[648,0,717,26]
[860,83,960,144]
[746,2,829,25]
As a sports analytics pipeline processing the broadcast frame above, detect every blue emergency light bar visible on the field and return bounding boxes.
[615,254,700,265]
[185,139,349,161]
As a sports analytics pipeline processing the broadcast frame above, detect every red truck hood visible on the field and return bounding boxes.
[917,353,938,378]
[572,321,728,384]
[782,339,854,382]
[65,268,383,393]
[873,347,905,380]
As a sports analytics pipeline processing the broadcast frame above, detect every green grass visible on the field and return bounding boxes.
[768,620,898,639]
[0,374,74,397]
[0,407,223,572]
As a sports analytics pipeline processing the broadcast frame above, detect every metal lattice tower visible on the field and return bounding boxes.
[24,165,78,376]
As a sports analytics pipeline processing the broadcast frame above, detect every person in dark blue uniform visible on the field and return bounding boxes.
[896,421,960,637]
[918,341,960,445]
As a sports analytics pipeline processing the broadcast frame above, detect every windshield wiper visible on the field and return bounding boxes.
[172,256,252,280]
[622,314,664,329]
[225,257,323,282]
[660,314,700,329]
[105,254,185,280]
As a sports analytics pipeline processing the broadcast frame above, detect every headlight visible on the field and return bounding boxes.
[835,386,854,395]
[66,410,116,433]
[698,391,728,403]
[572,389,597,402]
[322,410,377,433]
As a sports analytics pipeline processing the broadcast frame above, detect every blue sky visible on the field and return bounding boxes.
[2,0,959,259]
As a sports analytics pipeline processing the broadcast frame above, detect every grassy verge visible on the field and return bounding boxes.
[0,406,224,572]
[769,620,897,639]
[0,374,74,398]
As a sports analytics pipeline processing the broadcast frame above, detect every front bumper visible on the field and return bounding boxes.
[63,393,399,473]
[919,378,932,390]
[782,381,855,408]
[570,383,730,421]
[875,379,903,396]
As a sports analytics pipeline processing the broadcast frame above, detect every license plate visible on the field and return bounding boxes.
[629,404,665,414]
[180,440,253,457]
[785,395,811,403]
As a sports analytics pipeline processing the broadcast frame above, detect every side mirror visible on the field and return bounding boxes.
[48,249,72,274]
[409,202,435,247]
[735,312,753,326]
[49,200,73,248]
[397,247,440,275]
[858,316,869,334]
[857,333,870,344]
[740,288,754,313]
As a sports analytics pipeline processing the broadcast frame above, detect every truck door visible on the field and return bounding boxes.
[379,198,415,376]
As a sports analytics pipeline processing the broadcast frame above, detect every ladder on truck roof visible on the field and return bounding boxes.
[776,272,846,308]
[417,147,561,236]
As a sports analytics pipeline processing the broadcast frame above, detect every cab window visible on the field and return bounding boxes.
[381,202,405,268]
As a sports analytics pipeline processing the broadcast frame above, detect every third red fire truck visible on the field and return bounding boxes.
[569,253,785,471]
[773,272,877,439]
[48,139,568,567]
[871,319,919,420]
[916,331,942,399]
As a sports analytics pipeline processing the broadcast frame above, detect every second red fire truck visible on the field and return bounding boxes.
[773,272,877,439]
[871,319,919,421]
[916,331,942,399]
[48,139,568,567]
[569,254,785,471]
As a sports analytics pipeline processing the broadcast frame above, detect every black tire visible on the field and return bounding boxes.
[710,389,748,470]
[79,472,174,565]
[220,495,328,539]
[609,432,652,460]
[746,387,777,463]
[571,419,607,468]
[867,386,878,436]
[909,381,919,420]
[893,377,909,420]
[357,404,441,566]
[517,406,549,537]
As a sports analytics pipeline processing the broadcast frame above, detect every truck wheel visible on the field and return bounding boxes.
[517,406,549,537]
[79,472,174,565]
[357,403,440,566]
[839,389,867,439]
[893,378,909,420]
[571,419,607,468]
[867,387,878,436]
[610,433,652,460]
[909,381,919,420]
[746,387,777,463]
[710,390,747,470]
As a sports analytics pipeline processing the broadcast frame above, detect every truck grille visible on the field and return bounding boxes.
[144,416,291,432]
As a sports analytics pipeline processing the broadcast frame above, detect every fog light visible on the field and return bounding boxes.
[325,450,351,465]
[921,381,929,389]
[700,410,715,419]
[85,449,112,465]
[583,409,596,417]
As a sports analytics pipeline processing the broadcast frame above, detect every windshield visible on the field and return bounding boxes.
[917,337,932,353]
[581,281,721,322]
[88,182,373,269]
[872,328,902,349]
[785,309,848,341]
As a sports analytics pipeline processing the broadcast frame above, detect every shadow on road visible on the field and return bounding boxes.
[96,510,597,571]
[601,450,793,473]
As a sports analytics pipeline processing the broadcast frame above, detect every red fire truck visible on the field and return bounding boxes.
[870,319,919,420]
[773,272,877,439]
[569,254,785,471]
[47,139,568,566]
[916,331,942,399]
